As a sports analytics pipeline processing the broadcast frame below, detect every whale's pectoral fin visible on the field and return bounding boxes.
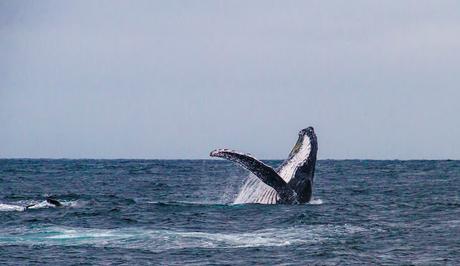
[210,149,297,203]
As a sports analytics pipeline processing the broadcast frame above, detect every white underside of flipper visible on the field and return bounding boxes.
[232,133,312,204]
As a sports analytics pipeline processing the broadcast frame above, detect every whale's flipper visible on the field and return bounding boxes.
[210,149,297,203]
[24,204,35,210]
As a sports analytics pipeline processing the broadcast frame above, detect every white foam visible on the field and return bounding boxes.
[0,225,366,251]
[25,200,54,209]
[60,200,84,208]
[308,198,323,205]
[46,228,118,239]
[0,203,25,212]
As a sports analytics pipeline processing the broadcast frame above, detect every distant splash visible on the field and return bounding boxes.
[0,224,365,251]
[0,203,25,212]
[0,200,83,212]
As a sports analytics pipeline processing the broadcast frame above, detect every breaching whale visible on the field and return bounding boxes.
[210,127,318,204]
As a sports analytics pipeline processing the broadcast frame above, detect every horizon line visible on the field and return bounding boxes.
[0,157,459,161]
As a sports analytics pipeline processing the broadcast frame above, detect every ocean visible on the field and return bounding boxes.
[0,159,459,265]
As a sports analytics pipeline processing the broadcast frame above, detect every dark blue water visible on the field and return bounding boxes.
[0,159,459,265]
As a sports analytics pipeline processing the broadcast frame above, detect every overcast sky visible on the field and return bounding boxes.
[1,1,459,159]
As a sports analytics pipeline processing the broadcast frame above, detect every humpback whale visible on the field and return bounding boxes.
[25,197,63,210]
[210,127,318,204]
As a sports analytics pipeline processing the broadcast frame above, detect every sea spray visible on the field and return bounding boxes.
[233,174,277,204]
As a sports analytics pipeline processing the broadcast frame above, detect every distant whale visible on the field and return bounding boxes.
[45,197,62,207]
[25,197,63,210]
[210,127,318,204]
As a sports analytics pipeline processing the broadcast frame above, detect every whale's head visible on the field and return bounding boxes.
[287,127,317,160]
[299,127,316,141]
[278,127,318,203]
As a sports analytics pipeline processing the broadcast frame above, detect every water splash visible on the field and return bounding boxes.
[0,200,83,212]
[233,175,323,205]
[309,198,323,205]
[233,175,277,204]
[0,203,25,212]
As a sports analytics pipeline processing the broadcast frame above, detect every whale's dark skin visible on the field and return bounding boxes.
[45,197,62,207]
[210,127,318,204]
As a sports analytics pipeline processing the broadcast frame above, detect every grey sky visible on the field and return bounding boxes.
[1,1,459,159]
